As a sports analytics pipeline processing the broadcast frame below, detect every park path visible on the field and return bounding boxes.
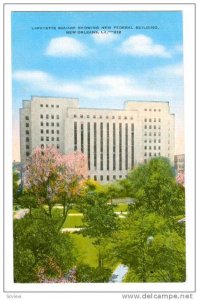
[109,264,129,283]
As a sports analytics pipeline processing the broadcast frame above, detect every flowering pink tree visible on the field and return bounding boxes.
[176,172,185,187]
[57,152,88,221]
[24,146,88,218]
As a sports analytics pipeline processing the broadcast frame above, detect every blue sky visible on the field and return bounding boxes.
[12,11,184,160]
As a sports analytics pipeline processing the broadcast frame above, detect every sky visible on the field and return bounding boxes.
[12,11,184,161]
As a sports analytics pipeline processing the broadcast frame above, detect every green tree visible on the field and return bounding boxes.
[81,189,118,268]
[13,170,20,203]
[14,210,76,283]
[127,157,185,218]
[114,208,185,282]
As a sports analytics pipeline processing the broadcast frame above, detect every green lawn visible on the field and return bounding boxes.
[114,203,128,212]
[63,215,83,228]
[71,233,98,267]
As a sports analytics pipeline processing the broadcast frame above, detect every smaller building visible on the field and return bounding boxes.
[174,154,185,173]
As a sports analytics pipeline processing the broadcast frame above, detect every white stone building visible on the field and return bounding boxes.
[20,96,175,182]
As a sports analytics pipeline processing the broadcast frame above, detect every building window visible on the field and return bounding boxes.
[99,116,102,119]
[57,130,60,134]
[26,123,29,127]
[158,118,161,122]
[154,139,156,143]
[40,129,43,134]
[87,122,90,170]
[144,118,147,122]
[46,122,49,126]
[144,146,147,150]
[158,139,161,143]
[26,152,30,156]
[46,114,49,119]
[125,123,128,170]
[40,104,43,107]
[124,116,127,120]
[94,175,97,181]
[112,116,115,119]
[46,129,49,134]
[144,153,147,157]
[154,109,156,112]
[87,115,90,118]
[144,109,147,111]
[149,153,152,157]
[51,115,54,119]
[149,146,151,150]
[51,122,54,126]
[106,116,109,119]
[100,175,103,181]
[113,175,116,180]
[51,137,54,141]
[154,125,156,129]
[80,115,83,118]
[51,104,54,108]
[94,122,97,168]
[46,104,48,108]
[51,130,54,134]
[57,137,59,141]
[131,124,134,168]
[25,116,29,120]
[118,116,121,120]
[107,175,109,181]
[26,145,29,149]
[41,136,44,141]
[149,132,152,136]
[74,115,77,118]
[154,132,156,136]
[74,122,77,151]
[81,123,84,153]
[46,137,49,141]
[40,122,43,126]
[56,123,59,127]
[158,109,161,112]
[26,130,29,134]
[119,123,122,171]
[158,146,161,150]
[113,123,116,170]
[93,115,96,119]
[145,125,147,129]
[40,114,43,119]
[56,105,59,108]
[107,123,109,171]
[154,118,156,122]
[154,146,156,150]
[100,123,103,171]
[26,137,29,142]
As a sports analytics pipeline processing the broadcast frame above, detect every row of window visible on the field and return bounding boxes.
[40,144,60,149]
[144,108,161,112]
[144,118,161,122]
[25,129,60,135]
[144,132,161,137]
[40,122,60,127]
[92,174,126,181]
[144,146,161,150]
[144,125,161,129]
[40,114,59,119]
[144,139,161,143]
[73,114,134,120]
[144,152,161,157]
[41,137,60,141]
[40,104,59,108]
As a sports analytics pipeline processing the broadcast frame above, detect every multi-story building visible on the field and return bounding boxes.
[174,154,185,173]
[20,96,175,182]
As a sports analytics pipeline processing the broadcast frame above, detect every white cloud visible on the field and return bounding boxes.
[45,36,88,57]
[119,34,171,58]
[92,32,118,44]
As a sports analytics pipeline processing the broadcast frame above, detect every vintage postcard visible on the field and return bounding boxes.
[2,0,196,299]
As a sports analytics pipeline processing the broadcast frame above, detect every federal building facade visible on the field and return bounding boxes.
[20,96,175,182]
